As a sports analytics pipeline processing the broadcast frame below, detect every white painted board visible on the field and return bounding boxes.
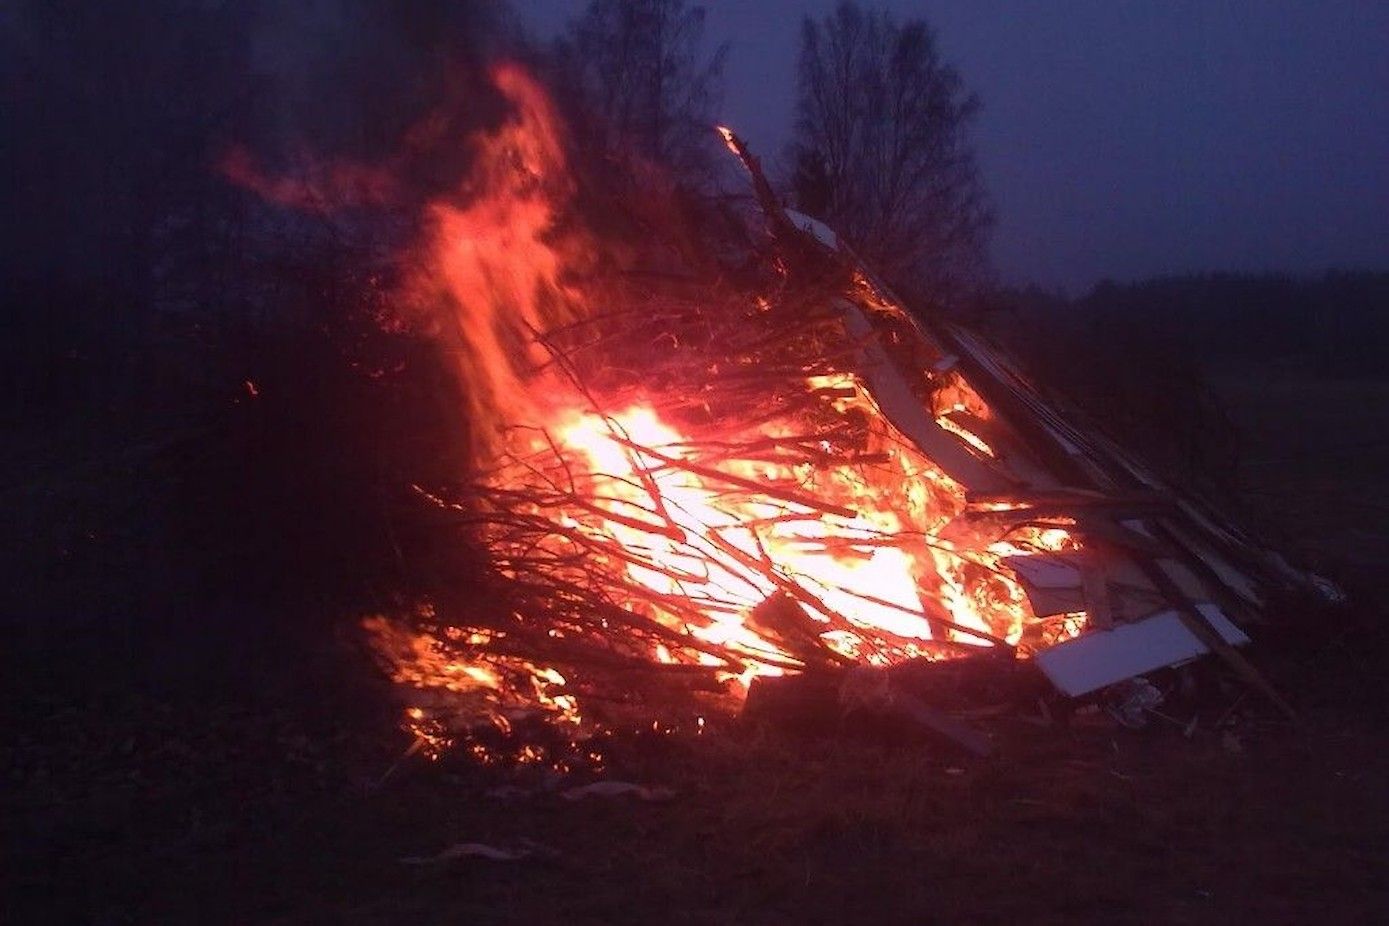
[1034,603,1250,697]
[1003,554,1083,589]
[784,209,839,250]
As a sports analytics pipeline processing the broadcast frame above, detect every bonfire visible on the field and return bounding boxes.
[328,65,1335,765]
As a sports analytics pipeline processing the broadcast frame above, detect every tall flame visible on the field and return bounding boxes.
[414,63,592,460]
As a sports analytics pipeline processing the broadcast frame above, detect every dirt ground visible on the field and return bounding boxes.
[5,371,1389,925]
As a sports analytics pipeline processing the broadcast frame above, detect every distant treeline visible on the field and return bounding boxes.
[993,271,1389,380]
[975,271,1389,494]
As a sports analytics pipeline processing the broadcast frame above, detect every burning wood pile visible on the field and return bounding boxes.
[361,65,1338,764]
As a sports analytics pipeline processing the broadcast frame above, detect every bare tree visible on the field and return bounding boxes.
[554,0,727,185]
[791,2,992,300]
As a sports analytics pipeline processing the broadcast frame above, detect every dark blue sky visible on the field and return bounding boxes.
[525,2,1389,291]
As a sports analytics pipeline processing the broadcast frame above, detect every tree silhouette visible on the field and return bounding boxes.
[791,1,992,301]
[554,0,727,186]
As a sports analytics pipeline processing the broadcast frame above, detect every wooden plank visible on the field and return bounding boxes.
[1081,560,1114,630]
[1136,558,1299,724]
[840,667,995,757]
[941,410,1057,486]
[837,300,1011,492]
[745,667,995,757]
[1073,515,1170,558]
[887,690,995,757]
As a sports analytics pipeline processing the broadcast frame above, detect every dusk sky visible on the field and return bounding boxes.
[526,1,1389,292]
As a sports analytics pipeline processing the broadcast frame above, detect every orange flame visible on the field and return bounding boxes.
[412,63,594,460]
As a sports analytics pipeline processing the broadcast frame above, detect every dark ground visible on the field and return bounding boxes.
[4,369,1389,925]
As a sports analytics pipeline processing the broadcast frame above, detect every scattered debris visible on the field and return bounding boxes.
[1103,678,1165,729]
[400,839,558,865]
[560,781,675,802]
